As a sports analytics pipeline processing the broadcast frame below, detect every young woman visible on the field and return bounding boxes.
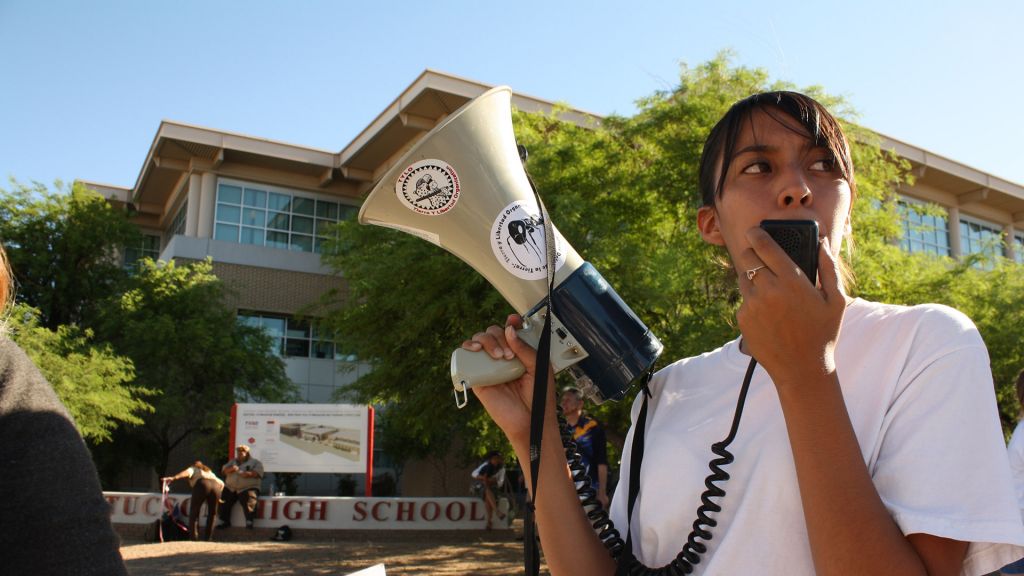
[463,92,1024,575]
[162,460,225,541]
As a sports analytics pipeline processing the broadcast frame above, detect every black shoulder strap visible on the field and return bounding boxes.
[617,382,652,574]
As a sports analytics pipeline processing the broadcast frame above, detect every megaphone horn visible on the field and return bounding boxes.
[359,86,662,407]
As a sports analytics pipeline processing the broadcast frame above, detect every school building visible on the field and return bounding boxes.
[81,70,1024,496]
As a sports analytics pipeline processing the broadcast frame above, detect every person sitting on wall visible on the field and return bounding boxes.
[218,444,264,529]
[472,451,506,530]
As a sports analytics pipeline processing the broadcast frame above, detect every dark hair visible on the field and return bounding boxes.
[698,91,856,207]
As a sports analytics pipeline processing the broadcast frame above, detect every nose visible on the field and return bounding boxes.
[778,167,812,208]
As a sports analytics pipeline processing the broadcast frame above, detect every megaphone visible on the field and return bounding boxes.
[359,86,662,407]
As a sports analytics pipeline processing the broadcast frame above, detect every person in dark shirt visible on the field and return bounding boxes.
[560,387,609,509]
[0,245,128,575]
[471,451,506,529]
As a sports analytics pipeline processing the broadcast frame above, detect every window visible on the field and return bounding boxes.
[124,234,160,270]
[170,200,187,236]
[238,312,349,359]
[897,198,950,256]
[959,217,1003,267]
[1014,232,1024,265]
[214,180,356,254]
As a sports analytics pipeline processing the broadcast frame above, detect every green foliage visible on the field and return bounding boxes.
[0,180,140,329]
[93,258,296,476]
[6,303,153,442]
[319,52,1024,470]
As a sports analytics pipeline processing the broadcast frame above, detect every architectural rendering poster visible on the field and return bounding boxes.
[231,403,372,474]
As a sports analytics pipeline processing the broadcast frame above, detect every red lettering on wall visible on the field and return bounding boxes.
[372,501,390,521]
[445,501,465,522]
[123,496,139,515]
[395,501,414,522]
[283,500,303,521]
[421,502,440,522]
[143,496,161,516]
[353,501,367,521]
[470,500,486,521]
[308,500,327,521]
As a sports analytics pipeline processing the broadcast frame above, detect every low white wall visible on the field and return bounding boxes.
[104,492,499,530]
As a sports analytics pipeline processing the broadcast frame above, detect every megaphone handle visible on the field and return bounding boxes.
[450,347,526,391]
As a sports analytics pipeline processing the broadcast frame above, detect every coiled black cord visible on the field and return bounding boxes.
[557,406,627,558]
[559,357,759,575]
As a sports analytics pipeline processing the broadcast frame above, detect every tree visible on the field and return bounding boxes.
[6,303,154,443]
[0,179,140,329]
[318,52,1024,471]
[93,258,296,479]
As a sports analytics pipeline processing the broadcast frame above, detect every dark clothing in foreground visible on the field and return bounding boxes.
[0,338,128,575]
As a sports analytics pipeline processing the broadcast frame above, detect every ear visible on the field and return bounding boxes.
[697,205,726,246]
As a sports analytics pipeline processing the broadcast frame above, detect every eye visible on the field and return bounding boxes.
[741,161,770,174]
[809,157,837,172]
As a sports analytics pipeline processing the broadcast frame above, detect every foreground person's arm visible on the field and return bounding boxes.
[466,319,616,576]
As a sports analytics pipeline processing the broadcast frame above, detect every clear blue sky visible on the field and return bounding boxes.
[2,0,1022,190]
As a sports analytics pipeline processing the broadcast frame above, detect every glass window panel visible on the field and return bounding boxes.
[238,314,261,328]
[214,223,238,242]
[292,216,314,235]
[143,235,161,250]
[216,204,241,224]
[244,188,267,208]
[287,318,310,339]
[266,231,289,249]
[339,205,358,221]
[285,339,310,357]
[290,234,313,252]
[314,237,330,254]
[261,317,286,337]
[240,226,263,245]
[315,219,336,236]
[293,197,315,216]
[269,192,291,212]
[316,200,338,220]
[218,184,242,204]
[312,341,334,359]
[268,212,290,231]
[242,207,266,227]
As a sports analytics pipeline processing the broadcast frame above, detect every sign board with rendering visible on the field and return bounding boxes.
[231,403,373,475]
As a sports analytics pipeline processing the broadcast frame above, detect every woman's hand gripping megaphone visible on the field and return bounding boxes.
[452,313,545,408]
[458,314,557,437]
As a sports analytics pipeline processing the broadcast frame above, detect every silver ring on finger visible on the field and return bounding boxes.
[746,265,767,281]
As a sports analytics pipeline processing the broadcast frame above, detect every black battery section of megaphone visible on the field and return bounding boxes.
[358,86,662,407]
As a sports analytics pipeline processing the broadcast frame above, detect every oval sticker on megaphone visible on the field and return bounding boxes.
[490,200,566,280]
[394,159,461,216]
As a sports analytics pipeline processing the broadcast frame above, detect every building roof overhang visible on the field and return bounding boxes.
[123,70,1023,228]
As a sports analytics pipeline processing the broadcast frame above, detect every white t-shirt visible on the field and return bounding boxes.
[186,467,224,489]
[609,298,1024,575]
[1008,420,1024,516]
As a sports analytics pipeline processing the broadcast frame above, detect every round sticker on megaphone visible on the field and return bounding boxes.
[394,159,461,216]
[491,200,566,280]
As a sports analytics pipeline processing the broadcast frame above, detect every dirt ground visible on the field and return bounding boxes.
[119,520,548,575]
